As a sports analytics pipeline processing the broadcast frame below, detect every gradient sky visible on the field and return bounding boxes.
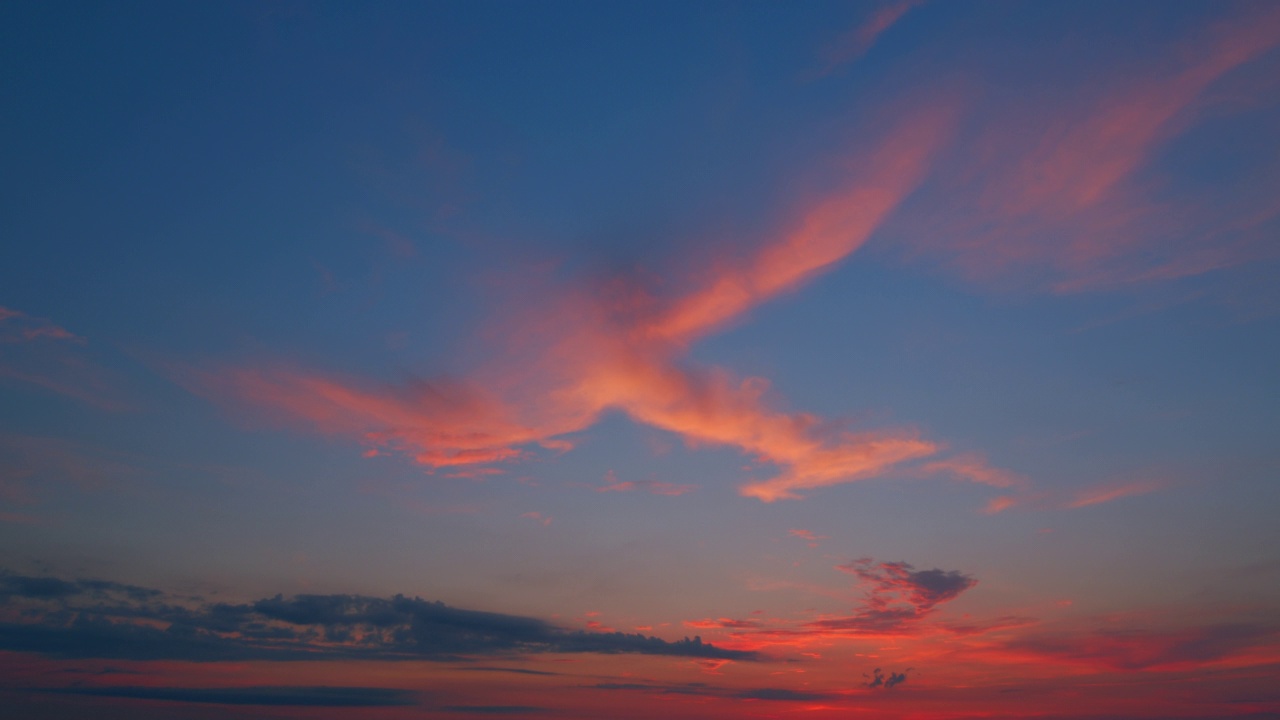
[2,2,1280,718]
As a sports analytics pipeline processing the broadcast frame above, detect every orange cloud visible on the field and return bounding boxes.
[193,107,977,502]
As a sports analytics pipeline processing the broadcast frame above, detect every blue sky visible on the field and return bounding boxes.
[2,2,1279,718]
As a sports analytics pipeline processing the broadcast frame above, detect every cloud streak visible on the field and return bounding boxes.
[46,685,419,708]
[899,5,1280,293]
[814,0,924,77]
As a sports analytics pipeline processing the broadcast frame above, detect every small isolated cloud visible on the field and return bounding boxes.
[919,453,1026,489]
[0,307,84,345]
[863,667,911,689]
[521,511,552,526]
[983,496,1018,514]
[598,470,695,496]
[815,0,925,76]
[1068,479,1164,508]
[807,559,977,635]
[788,528,828,547]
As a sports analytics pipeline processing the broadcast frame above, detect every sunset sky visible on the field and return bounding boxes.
[2,2,1280,718]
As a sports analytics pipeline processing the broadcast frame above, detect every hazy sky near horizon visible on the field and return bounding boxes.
[2,2,1279,718]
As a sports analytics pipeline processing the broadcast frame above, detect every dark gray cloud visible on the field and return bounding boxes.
[45,685,417,707]
[0,570,754,663]
[864,667,911,689]
[0,573,160,603]
[807,559,977,634]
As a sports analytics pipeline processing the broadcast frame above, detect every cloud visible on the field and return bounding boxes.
[897,5,1280,293]
[805,559,976,635]
[864,667,911,689]
[788,528,827,547]
[190,107,970,503]
[918,453,1025,489]
[0,307,84,345]
[0,570,755,663]
[46,685,418,707]
[814,0,924,77]
[1067,479,1164,508]
[0,309,128,410]
[520,511,552,526]
[677,560,979,654]
[597,470,696,496]
[988,623,1278,671]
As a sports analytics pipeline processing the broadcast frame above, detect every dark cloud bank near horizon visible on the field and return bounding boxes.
[0,570,754,663]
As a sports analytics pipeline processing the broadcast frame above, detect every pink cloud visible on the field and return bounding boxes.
[896,6,1280,293]
[919,453,1026,489]
[0,307,84,345]
[1068,479,1164,509]
[814,0,925,77]
[983,496,1018,515]
[190,105,985,502]
[597,470,695,497]
[521,511,552,526]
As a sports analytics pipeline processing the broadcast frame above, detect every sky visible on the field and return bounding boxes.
[1,1,1279,718]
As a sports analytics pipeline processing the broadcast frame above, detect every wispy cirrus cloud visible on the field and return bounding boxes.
[787,528,827,547]
[897,5,1280,294]
[812,0,925,78]
[0,306,84,345]
[918,453,1027,489]
[1067,479,1165,509]
[0,307,128,410]
[187,108,986,503]
[597,470,695,497]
